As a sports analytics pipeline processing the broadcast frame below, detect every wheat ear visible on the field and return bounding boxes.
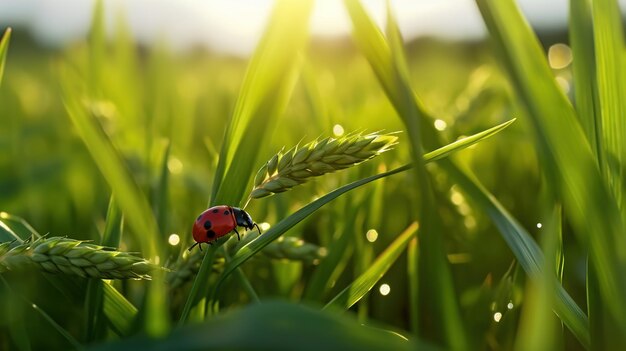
[0,236,157,280]
[249,132,398,199]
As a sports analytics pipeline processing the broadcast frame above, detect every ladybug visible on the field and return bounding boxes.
[189,205,261,251]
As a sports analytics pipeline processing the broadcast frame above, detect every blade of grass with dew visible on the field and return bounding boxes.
[0,27,10,86]
[476,0,626,338]
[442,161,589,348]
[60,67,168,335]
[85,195,124,342]
[94,301,436,351]
[324,222,419,310]
[514,204,562,351]
[213,121,513,299]
[211,0,314,207]
[344,2,468,348]
[344,0,588,344]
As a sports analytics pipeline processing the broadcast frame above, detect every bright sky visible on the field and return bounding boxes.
[0,0,624,56]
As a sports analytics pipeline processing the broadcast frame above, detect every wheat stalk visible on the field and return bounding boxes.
[0,236,157,280]
[249,132,398,199]
[167,232,326,288]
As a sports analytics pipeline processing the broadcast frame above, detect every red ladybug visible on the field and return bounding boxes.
[189,205,261,251]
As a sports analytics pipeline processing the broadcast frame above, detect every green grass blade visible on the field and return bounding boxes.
[303,200,356,301]
[214,121,512,298]
[0,27,10,86]
[324,222,418,310]
[211,0,313,207]
[94,301,435,351]
[61,68,168,335]
[514,205,563,351]
[407,237,419,334]
[441,160,590,348]
[344,2,470,348]
[85,196,124,342]
[476,0,626,336]
[592,0,626,206]
[102,282,138,336]
[61,70,159,258]
[0,276,84,350]
[0,212,41,242]
[569,0,600,155]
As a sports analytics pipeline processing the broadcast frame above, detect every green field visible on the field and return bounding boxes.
[1,0,625,350]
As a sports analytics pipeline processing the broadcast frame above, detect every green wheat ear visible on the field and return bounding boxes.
[250,131,398,199]
[0,236,158,280]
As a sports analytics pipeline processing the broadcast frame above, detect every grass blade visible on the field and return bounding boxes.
[94,301,435,351]
[476,0,626,338]
[61,67,168,335]
[85,196,124,342]
[0,27,10,86]
[102,282,138,336]
[324,222,419,310]
[344,2,472,348]
[211,0,314,207]
[592,0,626,206]
[569,0,600,154]
[442,161,590,348]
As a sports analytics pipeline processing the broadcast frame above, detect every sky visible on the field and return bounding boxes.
[0,0,623,56]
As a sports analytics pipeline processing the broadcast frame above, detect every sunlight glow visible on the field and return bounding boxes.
[259,222,271,231]
[548,43,572,69]
[168,234,180,246]
[167,157,183,174]
[434,119,447,131]
[333,124,345,137]
[366,229,379,243]
[379,283,391,296]
[493,312,502,322]
[507,302,514,310]
[536,222,543,229]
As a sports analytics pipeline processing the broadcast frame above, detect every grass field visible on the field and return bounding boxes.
[1,0,625,350]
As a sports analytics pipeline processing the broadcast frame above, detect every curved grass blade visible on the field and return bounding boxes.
[324,222,419,310]
[94,301,435,351]
[102,282,138,336]
[0,27,10,86]
[442,160,590,348]
[476,0,626,340]
[214,121,514,296]
[61,67,168,335]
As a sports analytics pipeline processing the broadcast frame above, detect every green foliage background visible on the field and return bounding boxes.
[1,0,624,349]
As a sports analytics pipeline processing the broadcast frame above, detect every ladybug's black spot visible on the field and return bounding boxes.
[212,209,219,213]
[206,230,216,238]
[204,220,212,229]
[223,210,230,215]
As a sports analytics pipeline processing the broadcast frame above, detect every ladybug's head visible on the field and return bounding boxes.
[232,207,261,235]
